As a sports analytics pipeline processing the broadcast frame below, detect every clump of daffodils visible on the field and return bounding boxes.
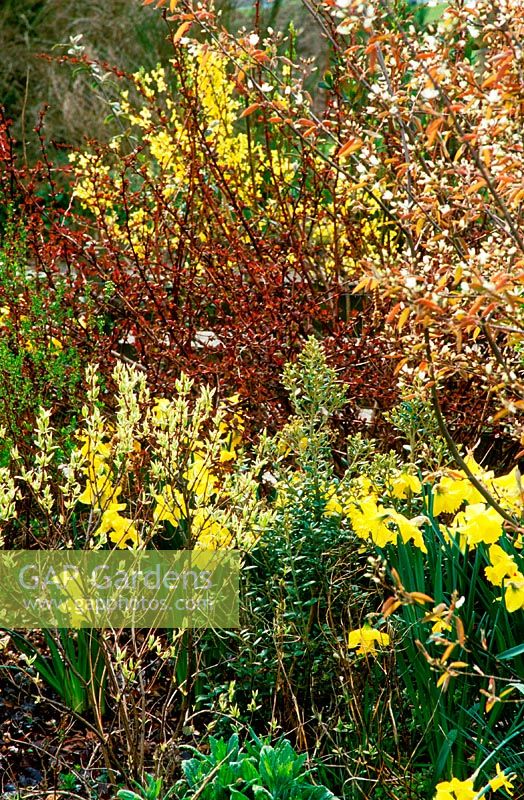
[334,449,524,614]
[433,762,516,799]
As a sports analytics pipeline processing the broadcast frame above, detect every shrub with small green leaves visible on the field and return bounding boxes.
[0,215,83,463]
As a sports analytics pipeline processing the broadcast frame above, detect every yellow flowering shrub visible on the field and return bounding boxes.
[68,37,397,283]
[0,361,272,552]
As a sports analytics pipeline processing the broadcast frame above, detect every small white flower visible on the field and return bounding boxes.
[421,87,439,100]
[487,89,501,104]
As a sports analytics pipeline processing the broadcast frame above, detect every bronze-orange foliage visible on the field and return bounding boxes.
[4,0,524,453]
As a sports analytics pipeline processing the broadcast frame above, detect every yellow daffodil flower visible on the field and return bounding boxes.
[432,475,482,516]
[346,495,397,547]
[78,471,122,509]
[485,544,519,586]
[324,494,344,517]
[151,397,171,423]
[430,454,524,520]
[219,446,237,463]
[433,777,476,800]
[347,625,390,656]
[484,545,524,611]
[387,509,428,552]
[489,763,516,795]
[351,475,375,497]
[463,454,494,481]
[153,485,187,528]
[97,506,141,549]
[504,577,524,613]
[184,458,218,500]
[450,503,503,548]
[389,471,422,499]
[76,433,112,462]
[490,467,524,511]
[55,569,90,627]
[191,507,232,549]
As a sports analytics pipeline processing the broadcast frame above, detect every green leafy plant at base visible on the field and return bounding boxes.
[235,340,352,733]
[196,339,399,796]
[158,731,335,800]
[59,770,82,791]
[117,772,177,800]
[5,628,107,716]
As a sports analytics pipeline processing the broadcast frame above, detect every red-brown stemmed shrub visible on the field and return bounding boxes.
[7,0,521,456]
[6,29,400,440]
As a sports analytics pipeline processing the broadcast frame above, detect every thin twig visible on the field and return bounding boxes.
[424,328,517,525]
